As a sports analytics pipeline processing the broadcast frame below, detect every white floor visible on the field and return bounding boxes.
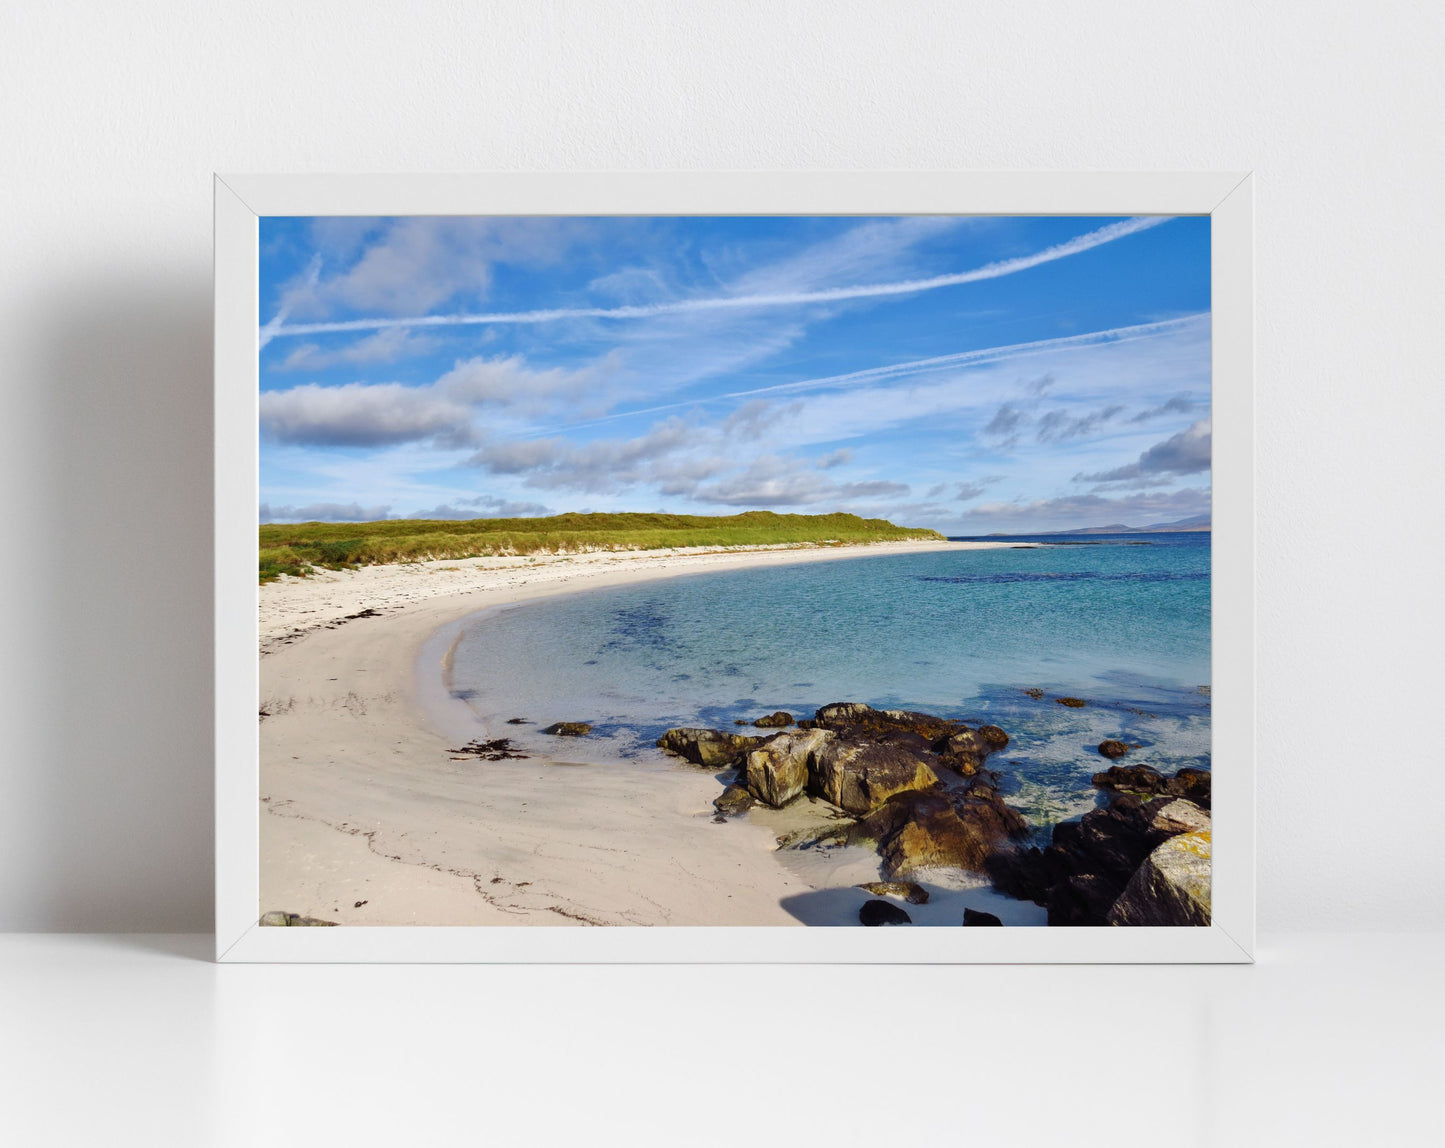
[2,932,1440,1147]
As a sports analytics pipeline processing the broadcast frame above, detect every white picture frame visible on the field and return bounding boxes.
[216,171,1254,963]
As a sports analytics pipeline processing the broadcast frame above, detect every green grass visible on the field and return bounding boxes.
[258,511,944,583]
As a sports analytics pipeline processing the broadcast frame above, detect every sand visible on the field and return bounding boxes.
[258,539,1028,926]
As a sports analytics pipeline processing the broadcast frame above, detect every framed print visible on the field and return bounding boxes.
[215,171,1253,963]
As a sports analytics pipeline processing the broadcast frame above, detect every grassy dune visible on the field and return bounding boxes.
[259,511,945,583]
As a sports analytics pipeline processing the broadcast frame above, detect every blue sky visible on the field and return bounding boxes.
[258,213,1210,533]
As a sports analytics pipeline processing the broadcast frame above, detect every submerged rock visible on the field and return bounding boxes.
[962,908,1002,926]
[713,784,756,818]
[1107,829,1212,926]
[746,728,833,807]
[859,899,912,926]
[1055,697,1087,708]
[857,880,930,905]
[810,738,941,814]
[657,727,769,769]
[753,711,794,728]
[542,722,592,737]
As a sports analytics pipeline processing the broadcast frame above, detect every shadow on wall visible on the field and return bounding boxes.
[27,272,214,931]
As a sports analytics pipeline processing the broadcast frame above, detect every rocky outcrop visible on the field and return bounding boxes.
[753,711,794,728]
[857,880,929,905]
[962,908,1002,926]
[657,727,771,769]
[1093,763,1212,809]
[745,728,834,807]
[859,899,912,926]
[987,789,1212,926]
[543,722,592,737]
[814,702,962,743]
[259,911,337,927]
[852,786,1029,880]
[810,738,941,814]
[1107,830,1212,926]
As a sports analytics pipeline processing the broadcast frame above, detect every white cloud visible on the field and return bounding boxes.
[276,328,439,371]
[259,355,604,447]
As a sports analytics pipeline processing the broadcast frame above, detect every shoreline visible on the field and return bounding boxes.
[259,539,1030,926]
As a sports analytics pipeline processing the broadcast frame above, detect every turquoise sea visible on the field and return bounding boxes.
[448,534,1211,837]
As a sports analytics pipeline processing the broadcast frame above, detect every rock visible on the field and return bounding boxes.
[753,711,794,728]
[1098,739,1131,759]
[810,738,941,814]
[1055,696,1087,708]
[857,881,930,905]
[713,784,756,818]
[1148,798,1211,838]
[1107,830,1212,926]
[657,727,769,768]
[1166,767,1212,809]
[1092,762,1169,795]
[854,789,1026,880]
[260,910,338,927]
[775,821,853,851]
[542,721,592,737]
[962,908,1002,926]
[813,702,961,743]
[977,725,1010,752]
[1047,874,1125,926]
[1023,688,1045,700]
[745,728,833,807]
[859,899,912,926]
[938,729,987,775]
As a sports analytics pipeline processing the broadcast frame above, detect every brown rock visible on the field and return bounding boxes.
[542,721,592,737]
[657,727,770,769]
[809,738,941,814]
[813,702,962,743]
[853,789,1025,880]
[1092,762,1169,795]
[713,784,756,818]
[1055,696,1087,708]
[1098,739,1132,759]
[856,881,930,905]
[859,899,912,926]
[1107,829,1212,926]
[745,728,834,807]
[753,711,794,728]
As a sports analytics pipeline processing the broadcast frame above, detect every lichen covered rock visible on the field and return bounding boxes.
[657,727,769,769]
[1107,829,1212,926]
[745,728,834,807]
[810,738,941,814]
[753,711,794,728]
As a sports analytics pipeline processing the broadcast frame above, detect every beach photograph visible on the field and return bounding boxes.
[255,211,1212,929]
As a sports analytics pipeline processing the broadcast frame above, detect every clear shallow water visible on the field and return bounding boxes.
[449,534,1211,835]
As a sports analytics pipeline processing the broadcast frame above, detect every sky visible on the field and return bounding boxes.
[257,213,1210,534]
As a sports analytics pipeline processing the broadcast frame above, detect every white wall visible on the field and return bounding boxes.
[2,1,1440,932]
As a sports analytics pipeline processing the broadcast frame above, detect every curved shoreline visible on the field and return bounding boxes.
[259,539,1030,926]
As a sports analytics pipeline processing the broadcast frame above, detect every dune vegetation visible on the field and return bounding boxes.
[258,511,944,583]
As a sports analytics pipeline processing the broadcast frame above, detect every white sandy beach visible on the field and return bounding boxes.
[259,539,1028,926]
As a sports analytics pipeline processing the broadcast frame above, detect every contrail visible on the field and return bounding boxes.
[258,254,322,349]
[260,216,1172,340]
[549,312,1210,434]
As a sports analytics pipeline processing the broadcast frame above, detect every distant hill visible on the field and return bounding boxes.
[1042,514,1211,536]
